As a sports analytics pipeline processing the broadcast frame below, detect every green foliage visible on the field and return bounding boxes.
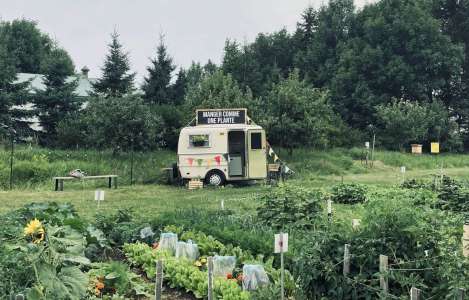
[376,99,460,150]
[88,261,151,298]
[58,95,163,152]
[34,48,81,146]
[264,70,346,151]
[0,19,72,74]
[124,243,250,299]
[436,176,469,212]
[293,191,468,299]
[142,37,176,105]
[183,69,259,121]
[92,31,135,98]
[331,183,367,204]
[257,184,323,230]
[331,0,463,128]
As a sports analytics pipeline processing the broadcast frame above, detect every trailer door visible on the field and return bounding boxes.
[247,130,267,179]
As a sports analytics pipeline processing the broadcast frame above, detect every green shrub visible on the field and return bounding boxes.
[257,184,323,230]
[331,183,367,204]
[436,176,469,212]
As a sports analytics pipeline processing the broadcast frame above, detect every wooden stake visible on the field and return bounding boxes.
[379,255,388,293]
[463,224,469,258]
[343,244,350,276]
[410,287,421,300]
[208,256,214,300]
[155,260,163,300]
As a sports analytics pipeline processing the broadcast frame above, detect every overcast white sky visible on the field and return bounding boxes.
[1,0,375,82]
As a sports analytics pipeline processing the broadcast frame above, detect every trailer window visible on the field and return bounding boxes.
[189,134,210,147]
[251,132,262,150]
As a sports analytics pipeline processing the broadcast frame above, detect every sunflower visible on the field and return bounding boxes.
[24,218,45,244]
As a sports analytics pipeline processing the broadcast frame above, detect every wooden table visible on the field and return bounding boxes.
[53,175,118,191]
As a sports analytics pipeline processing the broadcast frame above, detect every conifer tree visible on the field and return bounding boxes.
[34,48,81,145]
[0,30,30,136]
[142,36,175,104]
[171,68,187,105]
[93,31,135,97]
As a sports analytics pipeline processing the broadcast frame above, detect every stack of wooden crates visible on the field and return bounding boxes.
[188,179,203,190]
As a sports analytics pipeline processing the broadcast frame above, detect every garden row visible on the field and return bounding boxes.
[0,178,468,299]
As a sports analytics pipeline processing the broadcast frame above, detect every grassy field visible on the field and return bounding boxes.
[1,146,469,219]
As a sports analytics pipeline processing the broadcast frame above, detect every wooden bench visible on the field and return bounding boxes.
[53,175,118,191]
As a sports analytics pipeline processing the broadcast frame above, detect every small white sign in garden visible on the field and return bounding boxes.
[95,190,105,209]
[274,232,288,300]
[274,233,288,253]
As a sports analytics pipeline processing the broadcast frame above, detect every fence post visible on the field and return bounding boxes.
[343,244,350,276]
[155,260,163,300]
[410,287,421,300]
[379,255,388,294]
[208,256,214,300]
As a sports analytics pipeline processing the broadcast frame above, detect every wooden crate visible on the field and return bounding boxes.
[188,179,204,190]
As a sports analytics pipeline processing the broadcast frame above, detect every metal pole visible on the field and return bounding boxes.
[130,138,134,186]
[280,250,285,300]
[9,134,14,190]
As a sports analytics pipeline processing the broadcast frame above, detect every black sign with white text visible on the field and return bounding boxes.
[196,109,246,125]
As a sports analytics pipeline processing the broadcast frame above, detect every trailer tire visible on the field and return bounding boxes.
[205,170,226,186]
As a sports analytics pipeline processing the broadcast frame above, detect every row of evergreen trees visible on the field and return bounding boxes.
[2,0,469,152]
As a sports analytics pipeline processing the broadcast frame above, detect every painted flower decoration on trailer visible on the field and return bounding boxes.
[24,218,45,243]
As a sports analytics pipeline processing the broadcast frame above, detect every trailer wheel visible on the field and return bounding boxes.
[205,170,225,186]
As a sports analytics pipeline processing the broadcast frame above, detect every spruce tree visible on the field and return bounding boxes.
[171,68,187,105]
[33,48,81,146]
[93,31,135,97]
[0,30,30,136]
[142,36,175,104]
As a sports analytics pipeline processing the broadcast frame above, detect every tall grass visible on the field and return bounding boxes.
[0,145,175,189]
[2,145,469,189]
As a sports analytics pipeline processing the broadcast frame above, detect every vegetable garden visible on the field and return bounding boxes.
[1,172,468,299]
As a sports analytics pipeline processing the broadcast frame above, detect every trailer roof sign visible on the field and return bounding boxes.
[196,109,247,125]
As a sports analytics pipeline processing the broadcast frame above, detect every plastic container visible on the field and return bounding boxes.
[213,256,236,277]
[175,240,199,261]
[158,232,178,255]
[242,264,270,291]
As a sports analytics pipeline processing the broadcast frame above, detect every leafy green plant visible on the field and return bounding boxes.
[257,184,323,229]
[330,183,367,204]
[88,261,151,298]
[124,243,250,299]
[436,176,469,212]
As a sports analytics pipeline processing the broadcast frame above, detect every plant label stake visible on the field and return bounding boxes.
[275,233,288,300]
[95,190,105,209]
[327,200,333,221]
[352,219,361,230]
[207,256,214,300]
[400,166,406,184]
[379,255,388,294]
[343,244,350,276]
[463,224,469,258]
[410,287,421,300]
[220,199,224,210]
[155,260,163,300]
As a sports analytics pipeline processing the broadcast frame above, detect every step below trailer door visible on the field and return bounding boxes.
[247,130,267,179]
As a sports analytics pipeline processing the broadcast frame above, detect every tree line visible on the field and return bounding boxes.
[1,0,469,153]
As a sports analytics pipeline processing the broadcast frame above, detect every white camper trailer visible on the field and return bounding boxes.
[177,109,267,186]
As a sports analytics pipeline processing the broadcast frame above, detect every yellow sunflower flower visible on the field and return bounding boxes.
[24,218,45,244]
